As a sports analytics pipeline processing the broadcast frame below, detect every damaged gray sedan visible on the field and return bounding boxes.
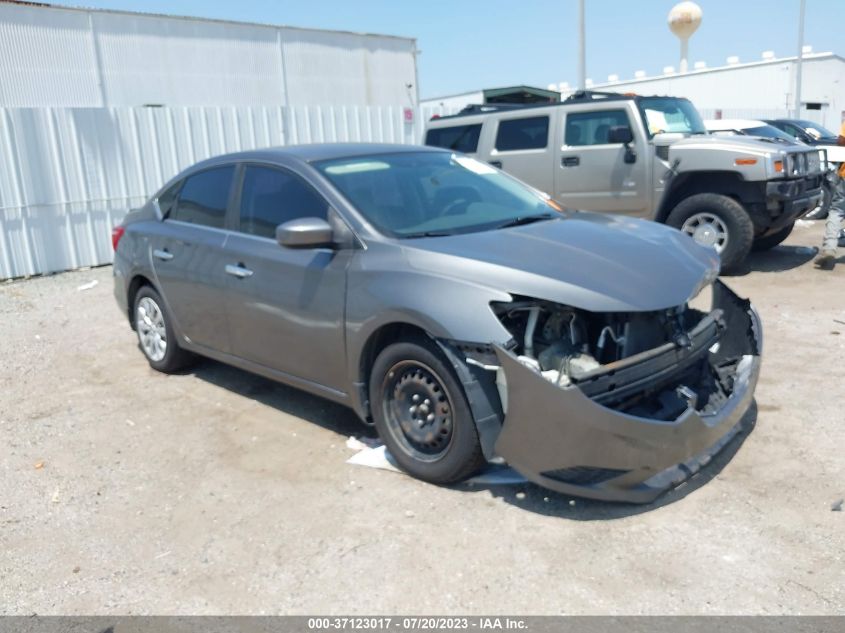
[113,144,761,503]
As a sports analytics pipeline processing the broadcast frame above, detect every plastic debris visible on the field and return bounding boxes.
[76,280,98,291]
[34,460,45,470]
[345,436,370,451]
[832,499,843,512]
[404,510,415,518]
[346,444,527,484]
[515,491,526,500]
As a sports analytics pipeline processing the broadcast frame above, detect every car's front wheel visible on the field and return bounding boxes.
[667,193,755,272]
[133,286,192,373]
[369,338,486,484]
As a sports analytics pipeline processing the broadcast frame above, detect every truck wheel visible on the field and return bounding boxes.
[752,222,794,251]
[667,194,754,272]
[369,338,486,485]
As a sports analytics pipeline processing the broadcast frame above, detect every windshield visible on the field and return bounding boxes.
[795,120,837,139]
[638,97,707,136]
[744,125,797,141]
[314,152,558,238]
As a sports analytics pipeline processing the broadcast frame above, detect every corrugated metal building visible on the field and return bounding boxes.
[0,1,422,279]
[0,0,419,108]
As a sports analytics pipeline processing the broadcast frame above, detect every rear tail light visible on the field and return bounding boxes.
[111,225,125,251]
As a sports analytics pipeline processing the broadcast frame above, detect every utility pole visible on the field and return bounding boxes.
[577,0,586,90]
[794,0,806,118]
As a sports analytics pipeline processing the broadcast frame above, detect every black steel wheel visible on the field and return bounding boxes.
[369,339,485,484]
[383,360,454,461]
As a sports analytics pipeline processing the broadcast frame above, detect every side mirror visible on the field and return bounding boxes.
[276,217,334,249]
[607,125,634,145]
[608,126,637,164]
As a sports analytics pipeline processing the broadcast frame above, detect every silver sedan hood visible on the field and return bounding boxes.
[401,212,719,312]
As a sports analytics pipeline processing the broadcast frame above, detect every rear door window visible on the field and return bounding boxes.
[171,166,235,229]
[425,124,482,153]
[495,116,550,151]
[237,166,328,239]
[565,110,630,146]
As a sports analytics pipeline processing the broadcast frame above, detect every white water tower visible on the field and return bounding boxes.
[668,2,703,74]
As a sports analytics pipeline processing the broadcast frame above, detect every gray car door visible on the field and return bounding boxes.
[222,163,351,393]
[150,164,235,353]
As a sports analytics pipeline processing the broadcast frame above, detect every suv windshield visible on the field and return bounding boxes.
[638,97,707,136]
[315,152,558,238]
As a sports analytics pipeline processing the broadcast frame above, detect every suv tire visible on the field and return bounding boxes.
[369,338,486,485]
[752,222,794,252]
[667,193,754,272]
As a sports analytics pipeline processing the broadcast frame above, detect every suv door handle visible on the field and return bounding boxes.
[225,263,254,279]
[153,248,174,261]
[488,160,503,168]
[561,156,580,167]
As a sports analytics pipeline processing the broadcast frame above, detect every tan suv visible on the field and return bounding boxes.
[426,91,825,271]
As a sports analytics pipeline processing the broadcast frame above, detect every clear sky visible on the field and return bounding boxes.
[49,0,844,99]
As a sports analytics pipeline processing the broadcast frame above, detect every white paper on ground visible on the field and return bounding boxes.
[346,444,526,485]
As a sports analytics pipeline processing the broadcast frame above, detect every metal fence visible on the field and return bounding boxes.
[0,105,421,279]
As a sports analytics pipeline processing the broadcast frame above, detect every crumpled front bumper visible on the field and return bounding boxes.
[492,283,762,504]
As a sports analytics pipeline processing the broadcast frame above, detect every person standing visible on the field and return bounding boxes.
[815,119,845,269]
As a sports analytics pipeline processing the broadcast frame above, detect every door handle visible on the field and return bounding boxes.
[488,160,503,168]
[561,156,580,167]
[153,248,174,261]
[225,263,254,279]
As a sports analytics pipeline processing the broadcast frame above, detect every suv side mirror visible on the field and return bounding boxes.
[608,125,637,164]
[276,217,334,249]
[608,125,634,145]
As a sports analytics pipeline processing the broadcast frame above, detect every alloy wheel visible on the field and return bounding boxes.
[681,212,729,253]
[136,296,167,362]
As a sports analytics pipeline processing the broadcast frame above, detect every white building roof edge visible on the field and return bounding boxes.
[586,52,842,90]
[13,1,418,43]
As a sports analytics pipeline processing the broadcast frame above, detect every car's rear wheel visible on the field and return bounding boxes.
[133,286,192,372]
[667,193,754,272]
[752,222,794,251]
[369,338,486,484]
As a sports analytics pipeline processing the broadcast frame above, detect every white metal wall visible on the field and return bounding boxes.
[0,105,419,280]
[573,55,845,129]
[0,3,418,108]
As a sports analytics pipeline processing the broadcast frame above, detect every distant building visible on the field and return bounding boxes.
[421,85,560,114]
[549,51,845,129]
[0,0,419,108]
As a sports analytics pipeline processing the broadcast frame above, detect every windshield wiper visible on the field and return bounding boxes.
[494,213,558,229]
[402,230,455,239]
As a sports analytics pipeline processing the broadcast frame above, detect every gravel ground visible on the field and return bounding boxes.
[1,221,843,615]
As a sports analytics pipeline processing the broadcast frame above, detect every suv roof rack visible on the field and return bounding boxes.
[562,90,633,103]
[429,91,681,122]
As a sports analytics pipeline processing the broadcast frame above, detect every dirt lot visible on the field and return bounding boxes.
[1,221,843,615]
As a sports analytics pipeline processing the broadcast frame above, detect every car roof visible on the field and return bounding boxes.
[207,143,446,165]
